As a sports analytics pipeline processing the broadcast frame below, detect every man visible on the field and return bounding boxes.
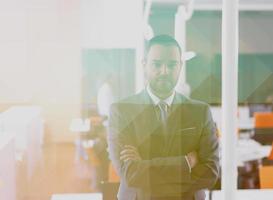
[107,35,219,200]
[97,73,117,122]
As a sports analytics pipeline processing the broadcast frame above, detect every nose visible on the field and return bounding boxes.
[159,64,168,75]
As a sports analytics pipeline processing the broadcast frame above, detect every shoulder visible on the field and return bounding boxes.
[113,92,144,106]
[176,93,213,123]
[110,91,146,112]
[176,92,210,109]
[120,92,144,104]
[109,92,149,122]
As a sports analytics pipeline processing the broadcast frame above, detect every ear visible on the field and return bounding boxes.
[178,60,183,72]
[142,59,148,79]
[142,59,148,73]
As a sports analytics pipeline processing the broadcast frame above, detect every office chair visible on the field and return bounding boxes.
[253,112,273,145]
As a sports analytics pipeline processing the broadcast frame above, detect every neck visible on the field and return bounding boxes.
[150,87,173,100]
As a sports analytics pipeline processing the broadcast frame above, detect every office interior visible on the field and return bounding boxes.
[1,0,273,199]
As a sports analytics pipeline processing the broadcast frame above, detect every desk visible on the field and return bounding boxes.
[210,189,273,200]
[237,139,271,166]
[0,131,16,200]
[69,118,91,161]
[1,106,44,179]
[217,139,271,189]
[237,139,271,188]
[51,193,102,200]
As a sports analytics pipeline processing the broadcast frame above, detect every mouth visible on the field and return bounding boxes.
[157,78,170,83]
[157,76,169,80]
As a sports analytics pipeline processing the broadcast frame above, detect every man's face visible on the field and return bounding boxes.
[144,44,182,97]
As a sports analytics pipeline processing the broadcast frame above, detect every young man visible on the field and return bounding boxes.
[107,35,219,200]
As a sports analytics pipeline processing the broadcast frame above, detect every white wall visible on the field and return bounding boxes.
[81,0,143,49]
[0,0,82,142]
[0,0,145,142]
[81,0,145,91]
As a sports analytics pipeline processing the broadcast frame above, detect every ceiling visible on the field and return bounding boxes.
[145,0,273,10]
[148,0,273,4]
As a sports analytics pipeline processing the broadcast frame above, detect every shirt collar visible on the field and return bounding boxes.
[146,84,175,107]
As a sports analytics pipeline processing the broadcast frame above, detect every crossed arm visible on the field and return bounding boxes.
[107,104,220,194]
[120,145,198,169]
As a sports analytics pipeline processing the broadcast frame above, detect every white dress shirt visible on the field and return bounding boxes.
[146,84,175,107]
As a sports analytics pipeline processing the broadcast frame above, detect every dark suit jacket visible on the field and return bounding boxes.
[107,90,219,200]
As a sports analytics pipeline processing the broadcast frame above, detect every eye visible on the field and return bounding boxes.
[167,63,177,69]
[153,62,162,68]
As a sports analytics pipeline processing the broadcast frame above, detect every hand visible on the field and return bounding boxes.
[186,151,198,169]
[120,145,141,162]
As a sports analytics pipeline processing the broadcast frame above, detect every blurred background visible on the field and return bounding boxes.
[0,0,273,200]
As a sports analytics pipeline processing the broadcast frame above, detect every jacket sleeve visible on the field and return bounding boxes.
[143,105,220,196]
[179,105,220,193]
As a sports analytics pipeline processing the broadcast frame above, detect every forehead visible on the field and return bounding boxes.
[147,44,181,61]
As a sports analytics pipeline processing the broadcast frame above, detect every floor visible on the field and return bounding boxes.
[16,143,95,200]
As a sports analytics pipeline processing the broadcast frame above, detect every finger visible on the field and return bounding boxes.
[123,145,138,151]
[120,155,131,161]
[124,145,138,151]
[120,155,138,161]
[120,149,139,156]
[122,156,141,162]
[120,152,141,159]
[120,154,135,160]
[123,146,139,154]
[120,151,138,157]
[120,152,139,160]
[120,150,138,157]
[123,158,134,162]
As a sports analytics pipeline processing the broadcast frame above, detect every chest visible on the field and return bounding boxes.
[128,105,203,158]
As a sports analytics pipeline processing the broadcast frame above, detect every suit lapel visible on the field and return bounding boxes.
[134,90,168,158]
[164,93,189,155]
[134,90,190,157]
[133,90,159,150]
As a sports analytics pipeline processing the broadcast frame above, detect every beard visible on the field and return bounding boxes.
[150,78,176,96]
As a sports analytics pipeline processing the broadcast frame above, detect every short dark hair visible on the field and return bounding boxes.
[145,34,182,58]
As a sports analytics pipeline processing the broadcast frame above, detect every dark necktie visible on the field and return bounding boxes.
[158,101,168,124]
[158,101,170,154]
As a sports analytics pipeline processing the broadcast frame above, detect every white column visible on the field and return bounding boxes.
[221,0,239,199]
[175,5,192,97]
[175,5,187,85]
[135,37,145,92]
[135,0,145,92]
